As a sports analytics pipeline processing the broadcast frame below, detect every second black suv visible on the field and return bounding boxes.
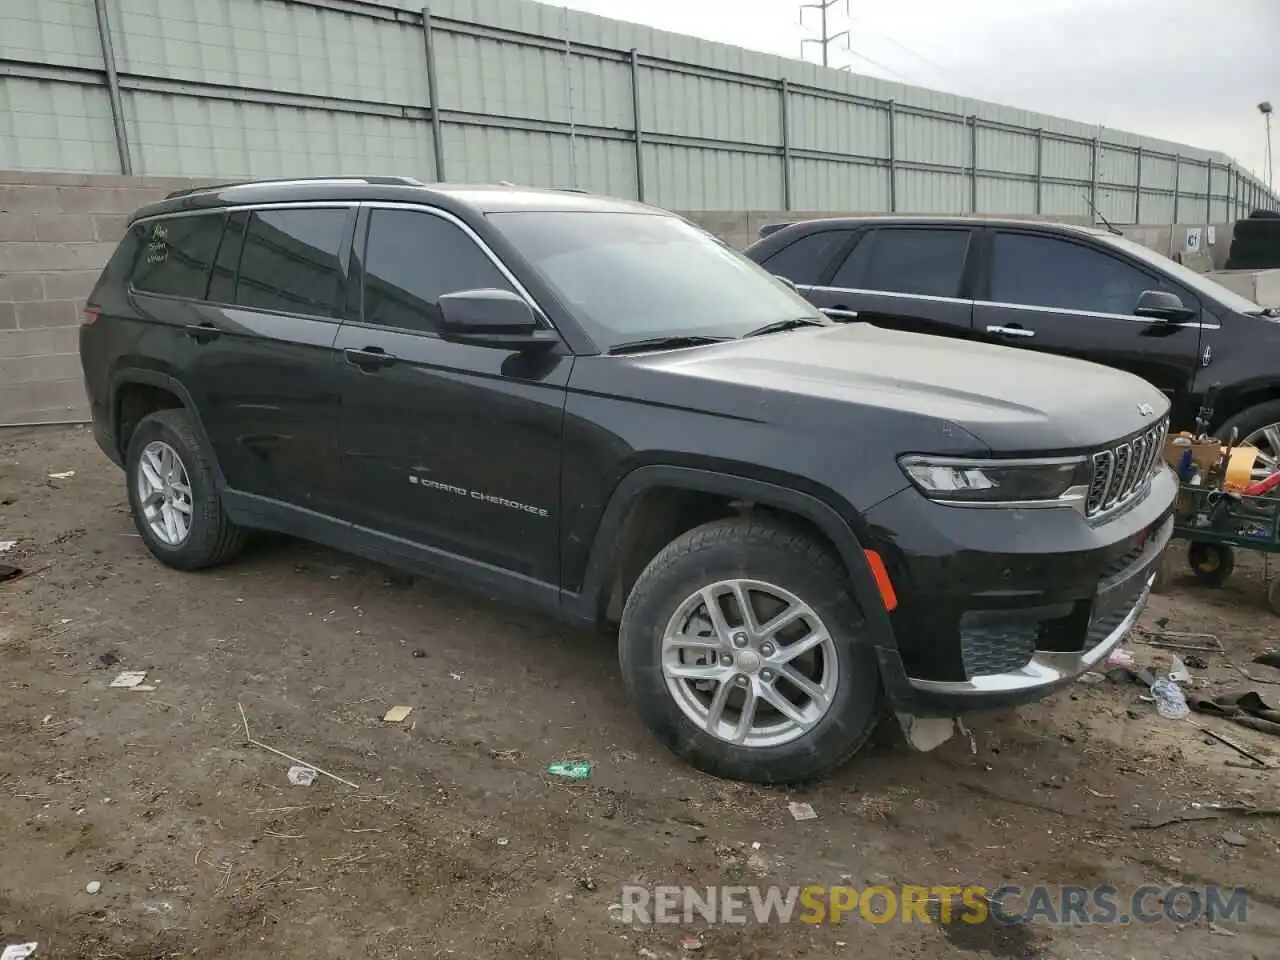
[81,179,1175,784]
[747,217,1280,476]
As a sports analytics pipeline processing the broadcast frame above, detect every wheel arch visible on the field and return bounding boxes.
[1208,383,1280,436]
[568,465,896,645]
[109,368,226,489]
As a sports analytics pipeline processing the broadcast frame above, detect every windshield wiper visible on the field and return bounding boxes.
[742,317,829,338]
[607,335,732,355]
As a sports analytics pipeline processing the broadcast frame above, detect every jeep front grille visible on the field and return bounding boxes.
[1085,416,1169,518]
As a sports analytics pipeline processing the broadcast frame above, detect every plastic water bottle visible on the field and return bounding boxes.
[1151,678,1190,719]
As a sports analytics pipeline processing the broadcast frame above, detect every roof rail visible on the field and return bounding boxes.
[164,175,424,200]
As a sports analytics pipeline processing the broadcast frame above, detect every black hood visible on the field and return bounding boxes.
[616,323,1170,453]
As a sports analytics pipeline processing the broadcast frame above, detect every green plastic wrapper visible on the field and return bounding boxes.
[546,760,592,779]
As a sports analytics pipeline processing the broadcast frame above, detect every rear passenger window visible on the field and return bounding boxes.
[234,208,350,317]
[206,211,248,305]
[131,214,224,299]
[760,230,851,284]
[360,208,515,333]
[830,228,971,298]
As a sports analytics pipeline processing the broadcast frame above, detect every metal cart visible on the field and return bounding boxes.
[1156,482,1280,613]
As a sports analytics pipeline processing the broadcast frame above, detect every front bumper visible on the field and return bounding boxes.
[864,464,1176,716]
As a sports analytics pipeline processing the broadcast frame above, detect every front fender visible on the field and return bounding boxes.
[563,464,898,654]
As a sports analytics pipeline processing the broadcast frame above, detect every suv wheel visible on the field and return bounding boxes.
[125,409,246,570]
[618,517,882,784]
[1216,400,1280,481]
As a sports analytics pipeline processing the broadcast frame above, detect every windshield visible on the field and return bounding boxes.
[1095,232,1264,315]
[488,211,825,349]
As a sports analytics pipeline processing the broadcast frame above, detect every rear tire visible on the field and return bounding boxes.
[126,408,247,571]
[618,516,883,784]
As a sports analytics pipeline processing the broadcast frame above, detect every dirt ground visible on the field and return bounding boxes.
[2,425,1279,959]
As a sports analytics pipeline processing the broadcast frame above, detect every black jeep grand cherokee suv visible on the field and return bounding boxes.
[80,178,1176,784]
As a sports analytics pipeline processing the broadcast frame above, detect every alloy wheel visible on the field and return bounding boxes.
[661,578,839,747]
[135,439,194,546]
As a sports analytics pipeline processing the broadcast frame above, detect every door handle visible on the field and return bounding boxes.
[986,324,1035,338]
[184,322,221,343]
[820,307,860,321]
[344,347,398,371]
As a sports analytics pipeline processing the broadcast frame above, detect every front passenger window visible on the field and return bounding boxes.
[991,233,1159,316]
[361,209,516,333]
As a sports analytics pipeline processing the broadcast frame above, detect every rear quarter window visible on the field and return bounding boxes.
[130,213,226,299]
[759,230,851,284]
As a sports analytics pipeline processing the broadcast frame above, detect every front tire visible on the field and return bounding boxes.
[618,517,882,784]
[125,408,246,571]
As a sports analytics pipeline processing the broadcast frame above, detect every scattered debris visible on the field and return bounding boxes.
[1209,922,1238,937]
[1255,651,1280,671]
[1,944,38,960]
[238,702,360,790]
[109,671,148,689]
[0,565,22,583]
[1150,677,1190,719]
[1085,787,1116,799]
[1105,648,1135,668]
[412,649,427,658]
[1168,655,1193,685]
[546,760,592,780]
[496,837,509,846]
[1189,721,1272,767]
[47,471,75,480]
[98,651,119,667]
[489,748,524,762]
[85,880,101,895]
[1134,805,1280,829]
[287,766,318,787]
[639,949,659,959]
[1136,631,1222,652]
[0,541,15,553]
[1222,831,1249,847]
[788,801,818,821]
[382,705,413,723]
[1077,671,1107,684]
[957,718,977,753]
[1184,654,1210,670]
[680,937,703,951]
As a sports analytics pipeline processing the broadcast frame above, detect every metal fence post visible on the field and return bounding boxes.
[629,49,645,202]
[780,78,792,211]
[970,116,979,214]
[1134,146,1143,224]
[1205,161,1213,225]
[1034,129,1044,215]
[92,0,131,175]
[421,7,447,182]
[887,99,897,212]
[1172,153,1181,224]
[1090,133,1100,223]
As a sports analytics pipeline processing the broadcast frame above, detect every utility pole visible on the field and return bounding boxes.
[800,0,849,69]
[1261,101,1274,196]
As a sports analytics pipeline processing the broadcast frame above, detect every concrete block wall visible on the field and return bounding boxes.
[0,170,199,424]
[0,169,1247,426]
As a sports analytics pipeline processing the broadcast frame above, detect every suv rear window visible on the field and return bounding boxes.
[234,208,351,317]
[130,214,224,299]
[830,228,971,298]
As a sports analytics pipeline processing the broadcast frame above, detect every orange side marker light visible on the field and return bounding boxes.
[863,549,898,611]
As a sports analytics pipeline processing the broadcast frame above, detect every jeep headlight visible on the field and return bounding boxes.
[898,455,1091,506]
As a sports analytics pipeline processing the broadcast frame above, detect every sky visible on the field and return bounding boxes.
[553,0,1277,186]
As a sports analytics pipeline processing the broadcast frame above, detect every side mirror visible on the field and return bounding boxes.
[1134,289,1195,322]
[774,275,799,293]
[438,289,558,350]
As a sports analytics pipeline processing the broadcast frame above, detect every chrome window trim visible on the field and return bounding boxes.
[360,200,550,328]
[802,284,969,306]
[975,299,1221,330]
[794,282,1220,330]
